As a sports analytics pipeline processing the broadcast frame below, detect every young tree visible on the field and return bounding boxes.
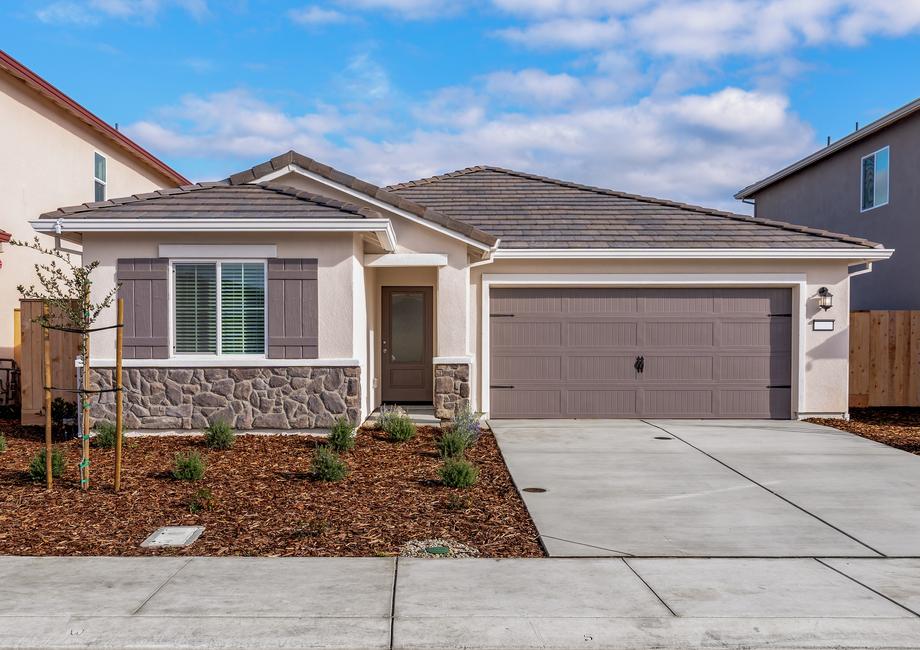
[13,236,118,489]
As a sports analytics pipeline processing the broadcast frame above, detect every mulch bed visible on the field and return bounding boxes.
[0,421,543,557]
[808,408,920,455]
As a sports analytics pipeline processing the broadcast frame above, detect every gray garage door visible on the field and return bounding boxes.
[489,287,792,419]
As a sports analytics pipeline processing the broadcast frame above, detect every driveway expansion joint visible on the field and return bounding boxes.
[622,559,678,617]
[641,419,888,558]
[814,558,920,618]
[130,557,192,616]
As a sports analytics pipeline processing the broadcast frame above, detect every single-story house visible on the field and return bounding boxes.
[31,151,892,427]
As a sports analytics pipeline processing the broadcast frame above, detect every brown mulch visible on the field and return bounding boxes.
[0,422,543,557]
[808,408,920,455]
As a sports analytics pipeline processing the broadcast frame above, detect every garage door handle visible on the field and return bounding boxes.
[491,385,515,389]
[634,356,645,373]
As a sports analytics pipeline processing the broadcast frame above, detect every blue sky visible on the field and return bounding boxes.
[4,0,920,211]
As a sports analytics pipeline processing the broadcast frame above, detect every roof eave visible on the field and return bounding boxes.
[492,247,893,261]
[736,95,920,199]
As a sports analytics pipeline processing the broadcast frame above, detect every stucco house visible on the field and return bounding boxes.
[736,96,920,310]
[0,49,188,359]
[31,151,891,427]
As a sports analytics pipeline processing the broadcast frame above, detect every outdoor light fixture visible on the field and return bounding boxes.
[817,287,834,311]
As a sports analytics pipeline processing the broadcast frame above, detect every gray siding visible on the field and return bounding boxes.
[751,115,920,309]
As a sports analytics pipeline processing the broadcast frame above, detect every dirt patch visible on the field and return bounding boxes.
[808,408,920,455]
[0,422,543,557]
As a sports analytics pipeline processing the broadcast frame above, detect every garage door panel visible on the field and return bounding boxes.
[721,355,791,382]
[567,321,637,347]
[492,355,562,382]
[644,389,713,416]
[567,390,637,416]
[492,321,561,347]
[491,388,562,418]
[643,355,713,381]
[490,287,792,419]
[568,355,636,381]
[645,321,714,347]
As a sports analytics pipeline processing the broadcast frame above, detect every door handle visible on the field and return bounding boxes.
[634,355,645,374]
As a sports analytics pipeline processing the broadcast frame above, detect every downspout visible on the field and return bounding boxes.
[466,240,500,417]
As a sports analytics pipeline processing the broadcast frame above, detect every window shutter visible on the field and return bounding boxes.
[117,258,169,359]
[267,259,318,359]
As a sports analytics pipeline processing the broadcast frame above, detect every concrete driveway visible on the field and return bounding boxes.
[491,419,920,557]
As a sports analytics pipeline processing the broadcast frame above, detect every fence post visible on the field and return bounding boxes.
[42,302,52,490]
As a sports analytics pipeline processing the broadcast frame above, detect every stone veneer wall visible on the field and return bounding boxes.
[433,363,470,420]
[90,367,361,430]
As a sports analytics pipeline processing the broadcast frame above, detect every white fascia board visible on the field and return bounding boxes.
[31,218,398,252]
[254,164,492,251]
[493,248,894,261]
[364,253,448,267]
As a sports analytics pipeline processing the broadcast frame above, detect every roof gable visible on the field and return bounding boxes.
[389,166,880,250]
[0,49,189,186]
[736,95,920,199]
[228,151,498,249]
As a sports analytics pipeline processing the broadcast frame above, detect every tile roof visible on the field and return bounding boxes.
[0,49,189,186]
[227,151,498,247]
[388,166,881,250]
[39,182,383,221]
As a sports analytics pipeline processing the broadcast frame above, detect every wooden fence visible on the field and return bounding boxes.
[18,299,80,425]
[850,310,920,407]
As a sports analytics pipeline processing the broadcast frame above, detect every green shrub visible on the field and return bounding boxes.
[327,417,356,453]
[204,420,235,450]
[0,434,6,453]
[311,445,348,481]
[438,457,479,488]
[173,451,206,480]
[187,488,214,513]
[436,427,471,459]
[28,448,66,481]
[379,407,416,442]
[447,404,482,443]
[92,421,124,449]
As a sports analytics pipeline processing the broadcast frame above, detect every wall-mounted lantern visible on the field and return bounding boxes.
[817,287,834,311]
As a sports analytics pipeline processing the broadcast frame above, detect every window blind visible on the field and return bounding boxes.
[221,262,265,354]
[174,263,217,354]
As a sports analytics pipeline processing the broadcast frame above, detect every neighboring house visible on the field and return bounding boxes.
[736,96,920,310]
[32,151,891,427]
[0,49,188,359]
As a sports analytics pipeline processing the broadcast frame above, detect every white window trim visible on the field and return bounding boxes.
[860,145,890,213]
[169,258,268,360]
[94,152,106,201]
[479,273,808,420]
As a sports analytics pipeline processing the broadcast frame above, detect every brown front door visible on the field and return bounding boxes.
[382,286,433,403]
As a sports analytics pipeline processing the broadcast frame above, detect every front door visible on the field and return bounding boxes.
[382,286,433,403]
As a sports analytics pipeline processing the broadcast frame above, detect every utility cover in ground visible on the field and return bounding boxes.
[141,526,204,548]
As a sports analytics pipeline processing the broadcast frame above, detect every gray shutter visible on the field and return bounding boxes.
[117,258,169,359]
[267,259,318,359]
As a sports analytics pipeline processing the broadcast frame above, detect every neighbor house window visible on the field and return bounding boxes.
[861,146,889,211]
[172,261,266,356]
[94,153,106,202]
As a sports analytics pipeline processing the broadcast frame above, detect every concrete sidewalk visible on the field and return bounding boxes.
[1,556,919,649]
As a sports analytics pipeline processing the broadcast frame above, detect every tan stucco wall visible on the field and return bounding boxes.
[0,72,177,357]
[82,231,358,362]
[470,258,855,418]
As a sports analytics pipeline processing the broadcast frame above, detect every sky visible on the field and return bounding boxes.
[4,0,920,212]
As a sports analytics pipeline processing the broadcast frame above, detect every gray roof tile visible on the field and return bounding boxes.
[388,166,880,250]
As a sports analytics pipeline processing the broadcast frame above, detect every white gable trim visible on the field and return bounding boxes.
[253,164,494,251]
[493,248,893,261]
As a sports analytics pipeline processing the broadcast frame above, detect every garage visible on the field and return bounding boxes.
[489,287,792,419]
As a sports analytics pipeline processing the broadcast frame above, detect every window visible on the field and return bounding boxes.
[94,153,106,202]
[861,146,889,211]
[172,261,266,356]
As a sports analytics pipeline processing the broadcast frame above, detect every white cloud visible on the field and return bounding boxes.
[36,0,207,24]
[484,69,582,105]
[126,84,813,210]
[288,5,350,25]
[497,17,623,49]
